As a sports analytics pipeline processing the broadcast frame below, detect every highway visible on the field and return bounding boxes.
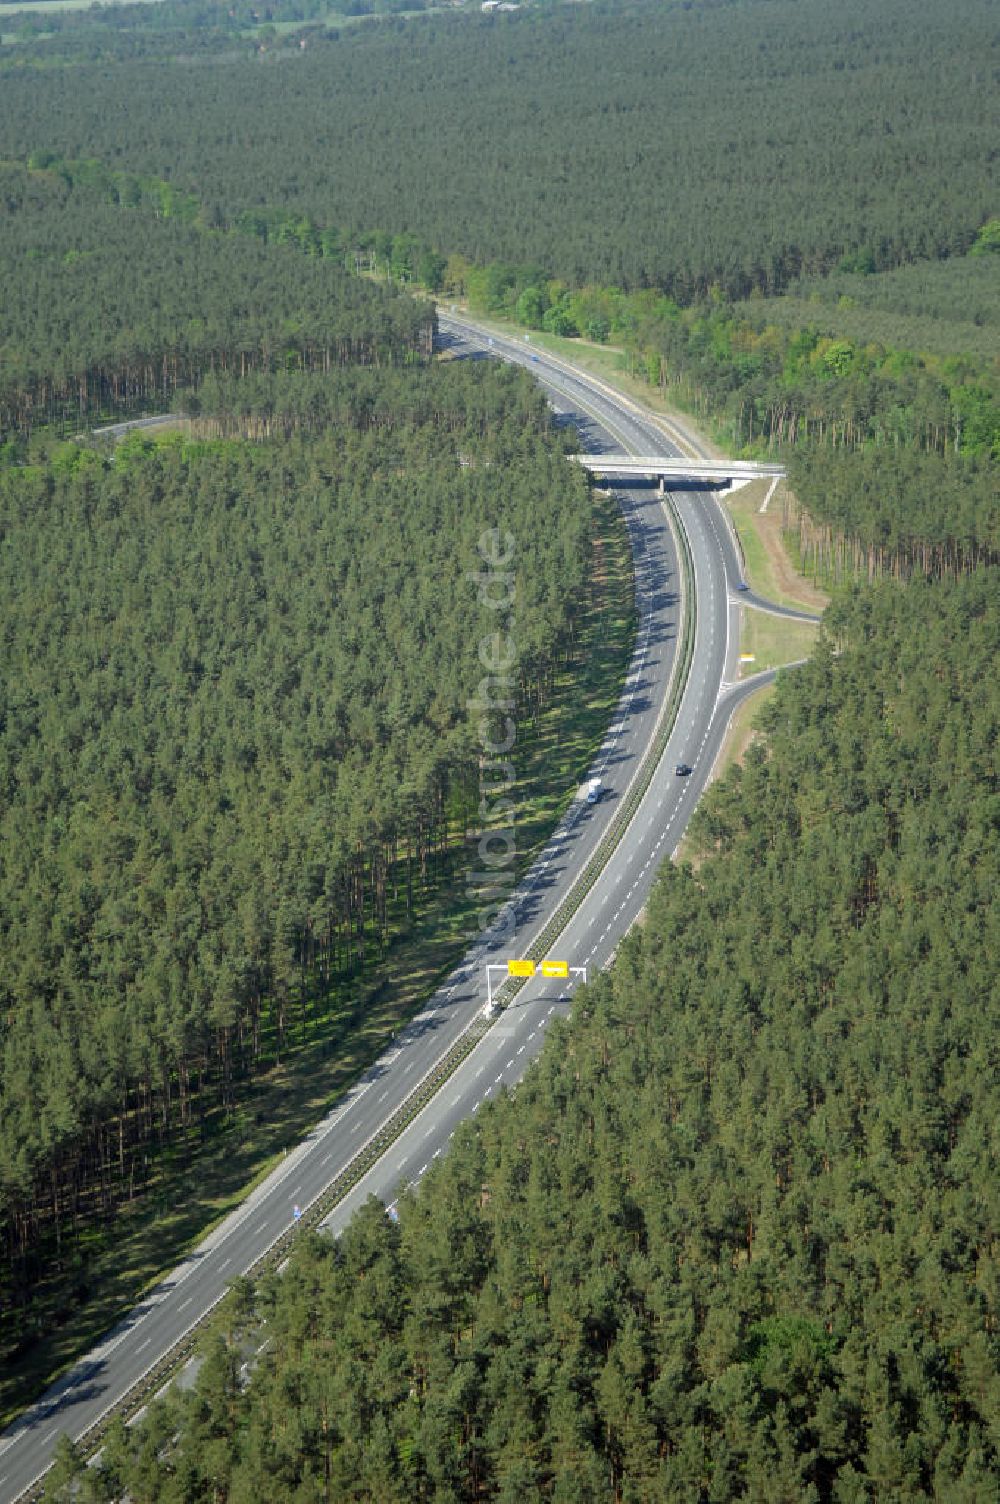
[0,317,815,1503]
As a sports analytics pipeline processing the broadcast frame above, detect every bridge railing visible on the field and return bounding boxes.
[573,454,785,481]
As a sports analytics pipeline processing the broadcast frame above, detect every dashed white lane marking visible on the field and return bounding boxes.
[137,1338,151,1354]
[419,1164,428,1176]
[179,1297,193,1312]
[402,1061,414,1074]
[289,1185,301,1198]
[377,1091,389,1103]
[219,1259,231,1272]
[273,394,714,1229]
[256,1223,268,1236]
[517,1045,526,1056]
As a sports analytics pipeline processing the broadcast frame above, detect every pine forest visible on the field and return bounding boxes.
[0,0,997,1496]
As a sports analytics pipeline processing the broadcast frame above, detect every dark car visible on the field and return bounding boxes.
[735,580,750,592]
[675,763,692,776]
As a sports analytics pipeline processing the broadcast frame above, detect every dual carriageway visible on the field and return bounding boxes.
[0,314,819,1503]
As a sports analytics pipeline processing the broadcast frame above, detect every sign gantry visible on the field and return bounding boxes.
[483,958,588,1013]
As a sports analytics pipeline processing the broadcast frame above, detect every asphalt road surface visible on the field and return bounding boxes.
[0,318,817,1503]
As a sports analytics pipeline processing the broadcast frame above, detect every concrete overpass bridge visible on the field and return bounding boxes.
[572,453,786,510]
[573,454,785,485]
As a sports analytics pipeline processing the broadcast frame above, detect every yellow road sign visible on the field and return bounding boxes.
[507,959,536,978]
[540,960,570,979]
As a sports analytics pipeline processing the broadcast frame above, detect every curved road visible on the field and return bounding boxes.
[0,319,817,1503]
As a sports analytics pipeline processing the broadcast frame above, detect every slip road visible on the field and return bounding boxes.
[0,317,815,1503]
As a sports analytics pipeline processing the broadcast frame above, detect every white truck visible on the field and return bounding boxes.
[579,776,604,805]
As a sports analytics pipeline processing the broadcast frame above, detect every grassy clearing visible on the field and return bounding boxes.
[0,483,634,1429]
[738,606,819,677]
[243,6,450,36]
[0,0,163,14]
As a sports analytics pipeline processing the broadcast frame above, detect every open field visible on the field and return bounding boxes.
[0,0,163,15]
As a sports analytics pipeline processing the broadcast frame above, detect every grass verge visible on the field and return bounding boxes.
[62,492,685,1473]
[441,306,826,619]
[674,682,776,868]
[716,683,776,773]
[722,478,829,613]
[439,304,730,463]
[0,490,635,1431]
[512,489,636,856]
[738,607,819,677]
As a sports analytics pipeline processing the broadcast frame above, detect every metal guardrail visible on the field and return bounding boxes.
[574,454,786,481]
[488,490,696,1008]
[16,405,699,1504]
